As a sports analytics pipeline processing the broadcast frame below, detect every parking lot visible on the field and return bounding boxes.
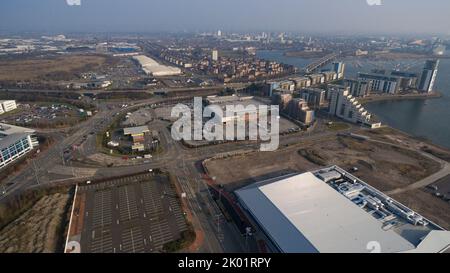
[0,102,87,128]
[70,173,189,253]
[425,174,450,202]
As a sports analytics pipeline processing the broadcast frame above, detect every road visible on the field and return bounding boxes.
[2,93,448,253]
[0,95,255,253]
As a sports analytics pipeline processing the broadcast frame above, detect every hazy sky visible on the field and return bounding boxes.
[1,0,450,35]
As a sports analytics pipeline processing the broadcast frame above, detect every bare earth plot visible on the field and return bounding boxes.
[205,132,449,228]
[0,54,110,82]
[205,147,318,191]
[0,193,70,253]
[360,127,450,162]
[206,135,440,192]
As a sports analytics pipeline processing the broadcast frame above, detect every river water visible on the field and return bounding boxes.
[257,50,450,149]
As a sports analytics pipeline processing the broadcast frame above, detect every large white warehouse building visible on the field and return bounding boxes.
[235,166,450,253]
[133,55,181,77]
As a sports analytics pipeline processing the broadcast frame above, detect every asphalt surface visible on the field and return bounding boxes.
[0,96,246,253]
[78,173,188,253]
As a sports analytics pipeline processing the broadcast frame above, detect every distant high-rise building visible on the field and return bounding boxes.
[418,60,439,93]
[217,30,222,37]
[332,62,346,79]
[212,49,219,61]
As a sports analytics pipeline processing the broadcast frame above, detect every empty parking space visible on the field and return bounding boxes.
[121,226,145,253]
[92,189,113,228]
[118,186,139,223]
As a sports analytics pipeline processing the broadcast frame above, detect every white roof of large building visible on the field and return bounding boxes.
[206,95,254,105]
[123,125,149,136]
[0,123,35,150]
[133,55,181,76]
[236,169,450,253]
[0,123,35,137]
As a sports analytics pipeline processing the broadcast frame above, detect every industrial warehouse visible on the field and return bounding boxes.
[132,55,182,77]
[235,166,450,253]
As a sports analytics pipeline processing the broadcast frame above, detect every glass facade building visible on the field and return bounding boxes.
[0,123,38,170]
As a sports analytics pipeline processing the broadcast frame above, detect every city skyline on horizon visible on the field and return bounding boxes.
[1,0,450,36]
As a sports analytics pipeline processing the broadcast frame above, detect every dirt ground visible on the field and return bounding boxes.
[0,54,110,82]
[391,190,450,230]
[205,134,441,192]
[206,148,319,191]
[361,127,450,162]
[0,193,70,253]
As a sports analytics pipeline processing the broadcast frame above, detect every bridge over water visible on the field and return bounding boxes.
[305,52,340,73]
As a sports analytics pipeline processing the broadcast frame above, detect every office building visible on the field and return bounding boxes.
[328,85,381,128]
[236,166,450,253]
[0,123,38,169]
[418,60,439,93]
